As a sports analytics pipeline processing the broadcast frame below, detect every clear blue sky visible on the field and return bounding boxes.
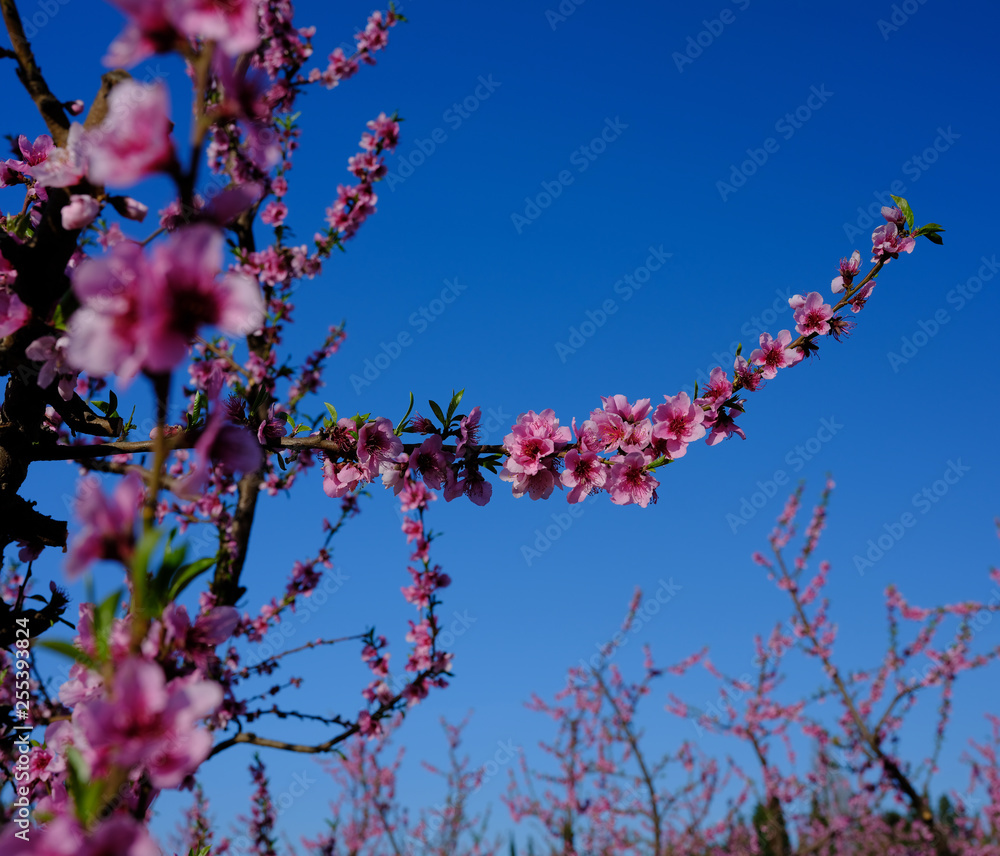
[7,0,1000,848]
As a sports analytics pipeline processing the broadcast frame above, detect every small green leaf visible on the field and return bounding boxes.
[395,391,415,436]
[325,402,338,424]
[167,557,216,602]
[890,195,915,230]
[38,640,98,670]
[428,399,446,426]
[447,389,465,420]
[923,232,944,245]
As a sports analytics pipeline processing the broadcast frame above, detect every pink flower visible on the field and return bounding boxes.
[456,406,481,457]
[25,335,76,400]
[357,417,404,479]
[17,133,54,165]
[68,225,264,381]
[561,450,607,503]
[749,330,802,380]
[61,194,101,230]
[831,250,860,293]
[881,205,905,224]
[170,0,262,57]
[0,288,29,338]
[705,406,746,446]
[179,412,262,496]
[74,658,221,788]
[789,292,833,336]
[606,452,658,507]
[65,473,143,578]
[696,367,733,411]
[87,80,174,187]
[261,200,287,226]
[652,392,706,459]
[871,222,915,263]
[30,124,88,187]
[323,459,364,498]
[409,434,454,490]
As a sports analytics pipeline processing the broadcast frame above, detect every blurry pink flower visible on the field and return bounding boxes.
[87,80,174,187]
[260,199,287,226]
[65,473,142,578]
[179,412,262,497]
[25,335,76,400]
[789,291,833,336]
[171,0,262,56]
[75,657,221,788]
[0,288,29,338]
[68,225,264,380]
[61,194,101,230]
[607,452,658,507]
[30,124,88,187]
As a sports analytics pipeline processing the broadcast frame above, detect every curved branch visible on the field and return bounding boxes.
[0,0,70,143]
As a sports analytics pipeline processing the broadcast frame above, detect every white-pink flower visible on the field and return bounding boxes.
[87,80,174,187]
[789,291,834,336]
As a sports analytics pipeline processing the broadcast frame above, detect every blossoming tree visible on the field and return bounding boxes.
[0,0,976,854]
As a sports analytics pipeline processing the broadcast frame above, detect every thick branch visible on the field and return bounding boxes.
[0,0,69,143]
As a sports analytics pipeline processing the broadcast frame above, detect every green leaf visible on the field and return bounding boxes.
[167,557,216,602]
[93,588,122,660]
[132,528,165,580]
[325,402,338,424]
[447,388,465,420]
[65,746,100,825]
[38,640,98,670]
[890,195,915,230]
[428,399,446,426]
[924,232,944,245]
[395,391,415,436]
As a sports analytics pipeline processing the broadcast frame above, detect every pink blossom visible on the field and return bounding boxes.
[65,473,143,578]
[25,335,76,400]
[882,205,905,224]
[74,658,221,787]
[871,222,915,263]
[560,450,607,503]
[170,0,262,57]
[696,367,733,411]
[705,406,746,446]
[789,291,833,336]
[606,452,658,507]
[30,124,88,187]
[61,194,101,230]
[357,417,404,479]
[409,434,454,490]
[179,412,262,496]
[261,199,288,226]
[323,459,364,498]
[652,391,706,459]
[68,225,264,380]
[831,250,861,293]
[87,80,174,187]
[749,330,802,380]
[0,288,29,338]
[17,133,54,165]
[456,406,481,456]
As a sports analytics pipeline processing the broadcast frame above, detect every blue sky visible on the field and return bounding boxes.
[6,0,1000,848]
